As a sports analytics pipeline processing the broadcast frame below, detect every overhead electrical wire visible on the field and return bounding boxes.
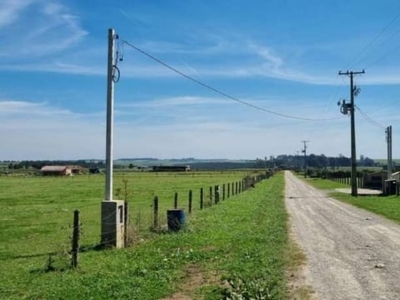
[364,42,400,69]
[346,10,400,69]
[355,105,386,130]
[122,40,341,122]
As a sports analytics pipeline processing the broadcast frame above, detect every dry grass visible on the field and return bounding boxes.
[285,226,315,300]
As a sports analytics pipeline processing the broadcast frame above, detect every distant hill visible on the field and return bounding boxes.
[114,158,256,170]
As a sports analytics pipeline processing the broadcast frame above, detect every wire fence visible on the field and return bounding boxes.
[1,170,273,272]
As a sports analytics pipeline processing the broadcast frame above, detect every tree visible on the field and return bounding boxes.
[128,163,134,169]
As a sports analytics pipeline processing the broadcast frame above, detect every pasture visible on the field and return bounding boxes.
[0,170,294,299]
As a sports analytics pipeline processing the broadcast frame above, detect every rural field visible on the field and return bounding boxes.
[0,170,297,299]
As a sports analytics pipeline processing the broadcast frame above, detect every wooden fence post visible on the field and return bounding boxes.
[189,190,192,213]
[214,185,219,204]
[71,209,80,268]
[235,182,238,195]
[209,186,213,204]
[174,192,178,209]
[227,183,230,198]
[222,184,225,200]
[232,182,234,195]
[200,187,204,210]
[124,200,128,247]
[153,196,159,230]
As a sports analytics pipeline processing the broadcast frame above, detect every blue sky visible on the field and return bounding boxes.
[1,0,400,160]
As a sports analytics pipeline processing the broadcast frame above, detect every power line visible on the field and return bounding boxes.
[122,40,341,122]
[355,105,386,130]
[364,42,400,69]
[346,11,400,69]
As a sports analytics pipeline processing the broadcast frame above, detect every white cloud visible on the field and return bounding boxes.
[120,96,230,109]
[0,0,87,58]
[0,98,393,160]
[0,0,33,28]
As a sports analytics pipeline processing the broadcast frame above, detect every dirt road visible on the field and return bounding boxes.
[285,171,400,300]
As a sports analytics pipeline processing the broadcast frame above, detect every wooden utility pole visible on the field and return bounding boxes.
[386,125,393,179]
[301,141,309,178]
[339,70,365,197]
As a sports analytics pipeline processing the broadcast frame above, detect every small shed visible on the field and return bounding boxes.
[68,165,85,174]
[40,166,71,176]
[363,171,387,190]
[152,165,190,172]
[392,171,400,182]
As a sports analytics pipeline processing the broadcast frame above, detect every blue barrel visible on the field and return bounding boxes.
[167,209,185,231]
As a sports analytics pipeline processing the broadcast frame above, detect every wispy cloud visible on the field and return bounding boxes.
[120,96,230,109]
[0,0,87,58]
[0,0,33,28]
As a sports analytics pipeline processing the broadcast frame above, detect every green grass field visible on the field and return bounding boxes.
[0,171,294,299]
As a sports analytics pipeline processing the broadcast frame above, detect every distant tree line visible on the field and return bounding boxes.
[3,160,106,170]
[256,154,376,169]
[1,154,377,171]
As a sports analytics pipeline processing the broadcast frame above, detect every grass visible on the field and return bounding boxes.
[0,171,256,258]
[301,177,350,190]
[0,171,293,299]
[304,176,400,225]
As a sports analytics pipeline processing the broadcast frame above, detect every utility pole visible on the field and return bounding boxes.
[386,125,393,179]
[338,70,365,197]
[301,141,309,178]
[105,28,118,201]
[101,29,126,249]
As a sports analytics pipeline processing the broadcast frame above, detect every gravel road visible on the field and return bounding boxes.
[285,171,400,300]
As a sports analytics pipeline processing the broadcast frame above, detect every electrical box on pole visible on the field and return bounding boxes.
[101,28,126,248]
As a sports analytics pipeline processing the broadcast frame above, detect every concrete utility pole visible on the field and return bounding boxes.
[105,28,117,201]
[386,125,393,179]
[301,141,309,178]
[101,28,126,249]
[339,70,365,197]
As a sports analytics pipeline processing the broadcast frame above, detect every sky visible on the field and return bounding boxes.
[1,0,400,160]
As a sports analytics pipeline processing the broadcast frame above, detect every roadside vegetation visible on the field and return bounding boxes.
[304,176,400,224]
[0,171,296,299]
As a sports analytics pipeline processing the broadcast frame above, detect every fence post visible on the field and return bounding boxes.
[71,209,80,268]
[214,185,219,204]
[227,183,230,198]
[188,190,193,213]
[222,184,225,200]
[153,196,159,230]
[200,187,204,209]
[232,182,234,195]
[174,192,178,209]
[209,186,213,204]
[124,200,128,247]
[235,182,238,195]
